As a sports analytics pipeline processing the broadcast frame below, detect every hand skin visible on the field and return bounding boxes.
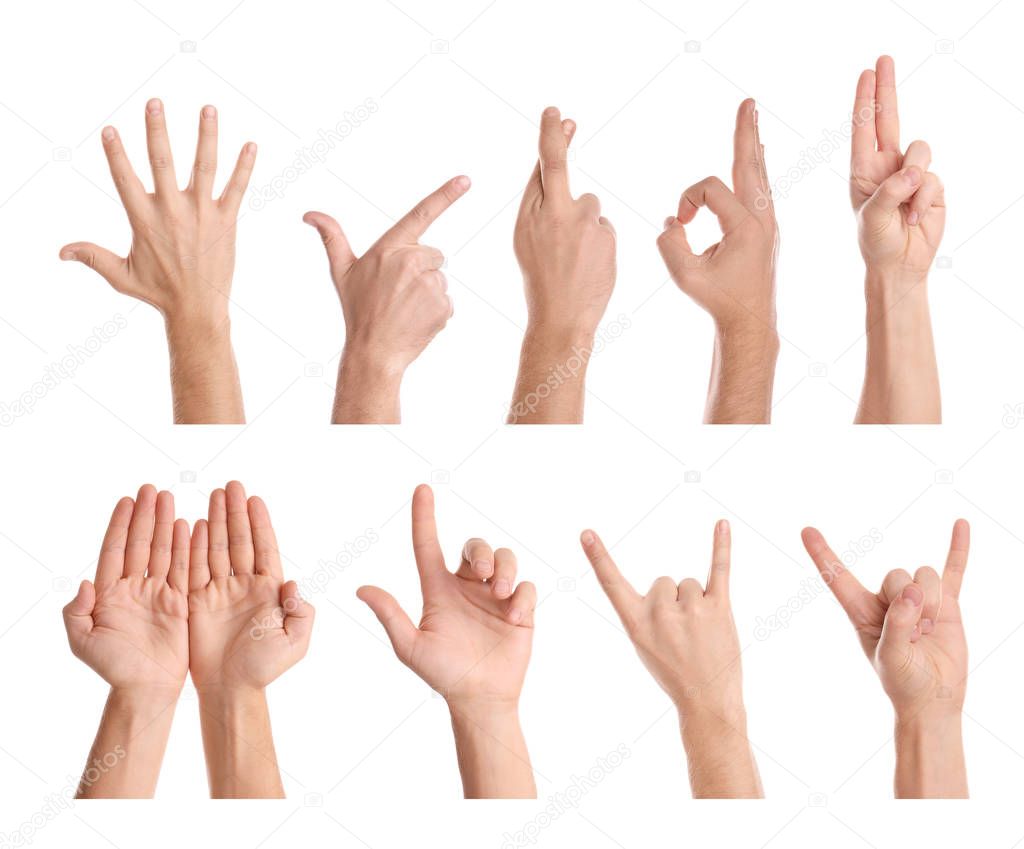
[508,107,617,424]
[850,57,944,424]
[801,520,969,798]
[188,482,315,798]
[357,485,537,798]
[60,100,256,424]
[580,521,763,798]
[657,99,779,424]
[63,486,190,798]
[304,177,470,423]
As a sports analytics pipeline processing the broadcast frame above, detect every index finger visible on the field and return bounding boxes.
[942,519,970,600]
[679,176,750,234]
[705,519,731,598]
[874,55,900,153]
[539,106,571,203]
[411,484,446,585]
[95,497,135,589]
[800,527,874,621]
[580,529,641,629]
[382,176,471,245]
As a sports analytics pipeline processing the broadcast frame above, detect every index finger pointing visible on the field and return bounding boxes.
[580,529,640,629]
[800,527,874,622]
[942,519,970,600]
[874,55,900,153]
[705,519,731,597]
[411,484,446,586]
[539,106,571,202]
[383,175,471,245]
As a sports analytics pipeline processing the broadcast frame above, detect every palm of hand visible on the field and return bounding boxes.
[86,578,188,690]
[857,590,966,715]
[411,575,532,703]
[685,219,777,320]
[189,575,292,690]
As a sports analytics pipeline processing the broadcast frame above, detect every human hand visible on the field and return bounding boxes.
[59,100,254,423]
[580,521,744,718]
[514,107,616,344]
[850,56,945,280]
[657,99,777,335]
[188,482,314,693]
[304,177,470,423]
[800,520,968,720]
[357,485,536,712]
[63,485,190,694]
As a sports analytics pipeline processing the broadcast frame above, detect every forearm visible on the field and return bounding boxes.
[893,711,966,798]
[856,271,940,424]
[704,320,778,424]
[680,707,762,798]
[449,702,536,798]
[77,686,180,798]
[332,348,403,424]
[166,318,244,424]
[198,686,284,798]
[508,326,593,424]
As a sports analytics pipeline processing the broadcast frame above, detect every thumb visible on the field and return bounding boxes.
[63,580,96,647]
[280,580,315,647]
[862,166,922,220]
[356,585,417,662]
[656,218,699,277]
[59,243,130,292]
[302,211,357,273]
[877,582,924,667]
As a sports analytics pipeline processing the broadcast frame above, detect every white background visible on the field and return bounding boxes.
[2,0,1024,846]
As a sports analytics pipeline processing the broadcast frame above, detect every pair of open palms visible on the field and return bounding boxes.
[63,482,313,696]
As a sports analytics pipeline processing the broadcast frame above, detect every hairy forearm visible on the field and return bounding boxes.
[680,707,762,799]
[198,687,284,798]
[508,326,593,424]
[449,702,536,798]
[704,320,778,424]
[77,686,180,798]
[856,271,940,424]
[332,348,403,424]
[894,711,966,798]
[166,318,244,424]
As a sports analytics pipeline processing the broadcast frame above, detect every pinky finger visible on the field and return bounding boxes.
[219,141,257,213]
[907,172,944,227]
[505,580,537,627]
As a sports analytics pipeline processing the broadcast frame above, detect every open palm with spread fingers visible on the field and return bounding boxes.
[60,100,255,423]
[580,521,762,798]
[358,485,537,798]
[656,100,778,423]
[64,485,190,692]
[851,56,945,276]
[801,520,969,718]
[188,482,314,692]
[304,177,470,423]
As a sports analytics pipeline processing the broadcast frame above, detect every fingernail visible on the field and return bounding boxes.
[904,168,921,187]
[717,519,730,535]
[202,105,217,119]
[472,560,490,576]
[543,106,559,118]
[920,617,934,634]
[101,126,115,141]
[60,249,76,261]
[147,98,163,116]
[494,580,511,597]
[907,210,919,226]
[453,175,470,190]
[245,141,257,155]
[901,585,923,606]
[753,107,759,125]
[580,530,594,546]
[509,608,523,624]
